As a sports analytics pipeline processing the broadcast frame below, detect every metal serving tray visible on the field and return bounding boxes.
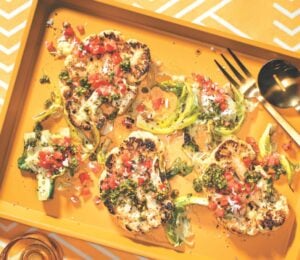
[0,0,299,259]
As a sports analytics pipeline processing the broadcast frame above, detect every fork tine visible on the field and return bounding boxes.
[214,59,239,87]
[227,48,252,77]
[221,54,245,83]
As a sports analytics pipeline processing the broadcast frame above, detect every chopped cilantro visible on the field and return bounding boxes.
[17,154,32,172]
[245,170,261,184]
[120,58,131,72]
[59,70,69,80]
[79,77,91,89]
[39,74,50,84]
[193,178,203,192]
[165,158,193,179]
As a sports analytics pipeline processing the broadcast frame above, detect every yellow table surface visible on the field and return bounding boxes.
[0,0,299,259]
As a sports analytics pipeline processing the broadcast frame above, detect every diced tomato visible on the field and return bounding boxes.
[101,174,118,191]
[143,159,152,169]
[91,45,106,55]
[104,41,117,52]
[113,66,123,77]
[123,160,132,169]
[224,171,233,181]
[79,172,91,184]
[215,93,225,103]
[228,180,242,193]
[234,182,242,192]
[159,183,166,190]
[122,153,132,169]
[243,157,252,168]
[76,25,85,35]
[193,74,206,85]
[136,103,145,112]
[81,187,91,197]
[96,87,110,96]
[138,177,145,186]
[193,74,217,94]
[38,151,48,160]
[244,183,252,194]
[152,98,164,110]
[45,41,56,52]
[63,26,75,38]
[246,136,259,153]
[233,194,241,203]
[108,175,118,189]
[215,91,228,111]
[112,52,122,64]
[38,151,50,169]
[265,153,280,166]
[88,73,110,89]
[88,37,100,46]
[219,196,228,206]
[72,48,84,58]
[219,102,228,111]
[38,150,63,171]
[53,151,63,160]
[208,201,217,211]
[227,180,234,190]
[101,182,109,191]
[215,207,225,217]
[63,137,71,146]
[119,83,127,95]
[85,37,106,55]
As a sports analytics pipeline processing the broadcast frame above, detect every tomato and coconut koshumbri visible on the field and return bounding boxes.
[99,131,173,233]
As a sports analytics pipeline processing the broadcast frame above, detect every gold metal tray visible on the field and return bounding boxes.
[0,1,299,259]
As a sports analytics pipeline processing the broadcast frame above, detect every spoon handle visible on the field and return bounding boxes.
[257,96,300,146]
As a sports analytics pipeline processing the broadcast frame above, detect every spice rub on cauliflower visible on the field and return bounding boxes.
[99,131,173,233]
[57,28,151,143]
[194,137,289,236]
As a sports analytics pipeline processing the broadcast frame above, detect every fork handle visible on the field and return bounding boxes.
[257,96,300,146]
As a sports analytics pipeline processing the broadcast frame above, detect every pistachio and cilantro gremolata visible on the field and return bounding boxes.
[193,138,289,235]
[99,131,173,233]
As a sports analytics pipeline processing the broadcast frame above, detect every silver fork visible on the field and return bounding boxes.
[214,48,300,146]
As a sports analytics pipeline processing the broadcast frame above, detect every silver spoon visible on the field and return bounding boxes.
[258,59,300,112]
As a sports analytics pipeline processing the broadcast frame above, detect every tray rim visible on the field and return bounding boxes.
[0,0,299,259]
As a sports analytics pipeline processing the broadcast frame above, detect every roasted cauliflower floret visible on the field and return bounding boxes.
[99,131,173,233]
[195,137,289,236]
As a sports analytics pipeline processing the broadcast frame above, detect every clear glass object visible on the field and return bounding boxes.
[0,232,63,260]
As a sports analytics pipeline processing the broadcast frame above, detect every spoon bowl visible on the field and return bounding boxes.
[257,59,300,111]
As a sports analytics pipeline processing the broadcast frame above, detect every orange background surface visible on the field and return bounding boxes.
[0,0,299,259]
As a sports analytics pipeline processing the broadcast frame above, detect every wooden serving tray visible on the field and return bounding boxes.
[0,1,299,259]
